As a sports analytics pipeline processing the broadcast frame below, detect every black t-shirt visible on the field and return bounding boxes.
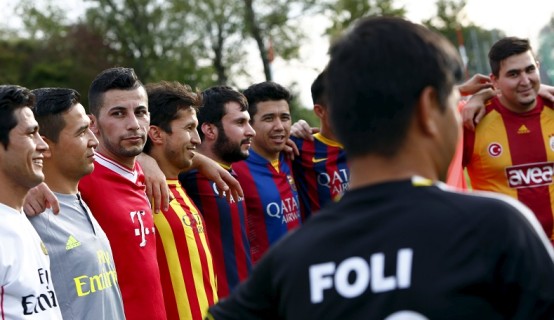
[208,178,554,319]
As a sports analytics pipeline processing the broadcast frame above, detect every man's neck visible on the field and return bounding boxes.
[198,144,231,168]
[252,144,279,162]
[96,145,136,169]
[44,175,79,195]
[147,149,179,179]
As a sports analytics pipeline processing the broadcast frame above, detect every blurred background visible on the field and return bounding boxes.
[1,0,553,125]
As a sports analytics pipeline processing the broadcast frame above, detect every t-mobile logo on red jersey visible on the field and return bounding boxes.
[506,162,554,188]
[130,210,155,247]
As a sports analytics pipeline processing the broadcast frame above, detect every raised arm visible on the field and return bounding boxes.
[138,152,171,212]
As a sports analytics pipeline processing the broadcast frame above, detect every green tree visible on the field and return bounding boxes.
[243,0,317,81]
[424,0,504,77]
[4,1,115,109]
[170,0,246,86]
[322,0,406,39]
[538,15,554,85]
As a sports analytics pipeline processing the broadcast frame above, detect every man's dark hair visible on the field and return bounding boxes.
[243,81,292,119]
[327,16,463,158]
[0,85,35,149]
[88,67,143,117]
[144,81,202,153]
[311,70,328,107]
[488,37,533,77]
[198,86,248,140]
[32,88,81,143]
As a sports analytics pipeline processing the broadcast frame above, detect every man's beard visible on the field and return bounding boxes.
[214,126,249,164]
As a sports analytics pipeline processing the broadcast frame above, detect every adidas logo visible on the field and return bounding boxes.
[65,235,81,250]
[517,125,530,134]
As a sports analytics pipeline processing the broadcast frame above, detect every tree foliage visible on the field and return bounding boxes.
[243,0,317,81]
[424,0,504,77]
[538,15,554,85]
[322,0,406,39]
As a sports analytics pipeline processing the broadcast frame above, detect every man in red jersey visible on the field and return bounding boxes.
[463,37,554,243]
[78,67,167,320]
[144,81,218,320]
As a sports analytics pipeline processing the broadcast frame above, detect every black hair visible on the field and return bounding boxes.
[32,88,81,142]
[327,16,463,157]
[88,67,143,117]
[0,85,35,149]
[198,86,248,140]
[144,81,202,153]
[488,37,533,77]
[243,81,291,120]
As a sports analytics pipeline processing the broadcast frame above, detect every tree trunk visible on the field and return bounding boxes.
[243,0,272,81]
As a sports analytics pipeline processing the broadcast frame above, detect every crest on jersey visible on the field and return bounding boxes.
[287,175,297,192]
[550,135,554,152]
[487,142,502,157]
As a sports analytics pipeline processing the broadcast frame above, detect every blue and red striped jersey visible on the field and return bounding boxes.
[292,133,349,218]
[233,150,302,263]
[179,167,252,298]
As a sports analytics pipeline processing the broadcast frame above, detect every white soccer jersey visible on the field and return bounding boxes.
[0,203,63,319]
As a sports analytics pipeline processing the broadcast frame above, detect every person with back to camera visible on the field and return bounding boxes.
[207,17,554,319]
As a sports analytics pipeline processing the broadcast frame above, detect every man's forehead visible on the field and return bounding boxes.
[101,87,148,108]
[256,100,290,114]
[223,106,250,120]
[499,51,536,72]
[15,107,38,129]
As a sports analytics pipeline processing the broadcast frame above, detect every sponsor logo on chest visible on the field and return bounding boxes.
[506,161,554,188]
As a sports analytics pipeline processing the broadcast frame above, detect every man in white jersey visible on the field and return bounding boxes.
[0,85,63,319]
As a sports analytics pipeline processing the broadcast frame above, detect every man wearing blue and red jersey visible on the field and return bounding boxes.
[291,71,349,218]
[179,86,255,298]
[233,82,302,263]
[463,37,554,243]
[144,81,218,320]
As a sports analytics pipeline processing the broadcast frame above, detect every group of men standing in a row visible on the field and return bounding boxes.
[2,15,554,320]
[0,61,349,319]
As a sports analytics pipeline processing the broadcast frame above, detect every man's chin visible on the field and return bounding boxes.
[520,98,537,107]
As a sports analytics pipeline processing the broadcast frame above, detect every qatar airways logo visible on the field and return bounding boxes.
[317,169,349,196]
[506,162,554,188]
[265,196,301,224]
[488,142,502,157]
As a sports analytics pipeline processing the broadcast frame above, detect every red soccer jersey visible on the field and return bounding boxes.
[154,179,218,320]
[463,96,554,241]
[78,152,166,320]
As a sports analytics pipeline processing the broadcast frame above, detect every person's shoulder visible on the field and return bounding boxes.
[541,95,554,110]
[178,169,200,182]
[438,186,549,238]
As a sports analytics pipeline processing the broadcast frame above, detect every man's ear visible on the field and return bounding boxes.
[88,114,99,135]
[489,72,499,88]
[313,104,326,119]
[201,123,217,141]
[416,86,441,137]
[148,126,164,145]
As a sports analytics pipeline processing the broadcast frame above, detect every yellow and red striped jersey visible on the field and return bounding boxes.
[463,96,554,242]
[154,179,218,319]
